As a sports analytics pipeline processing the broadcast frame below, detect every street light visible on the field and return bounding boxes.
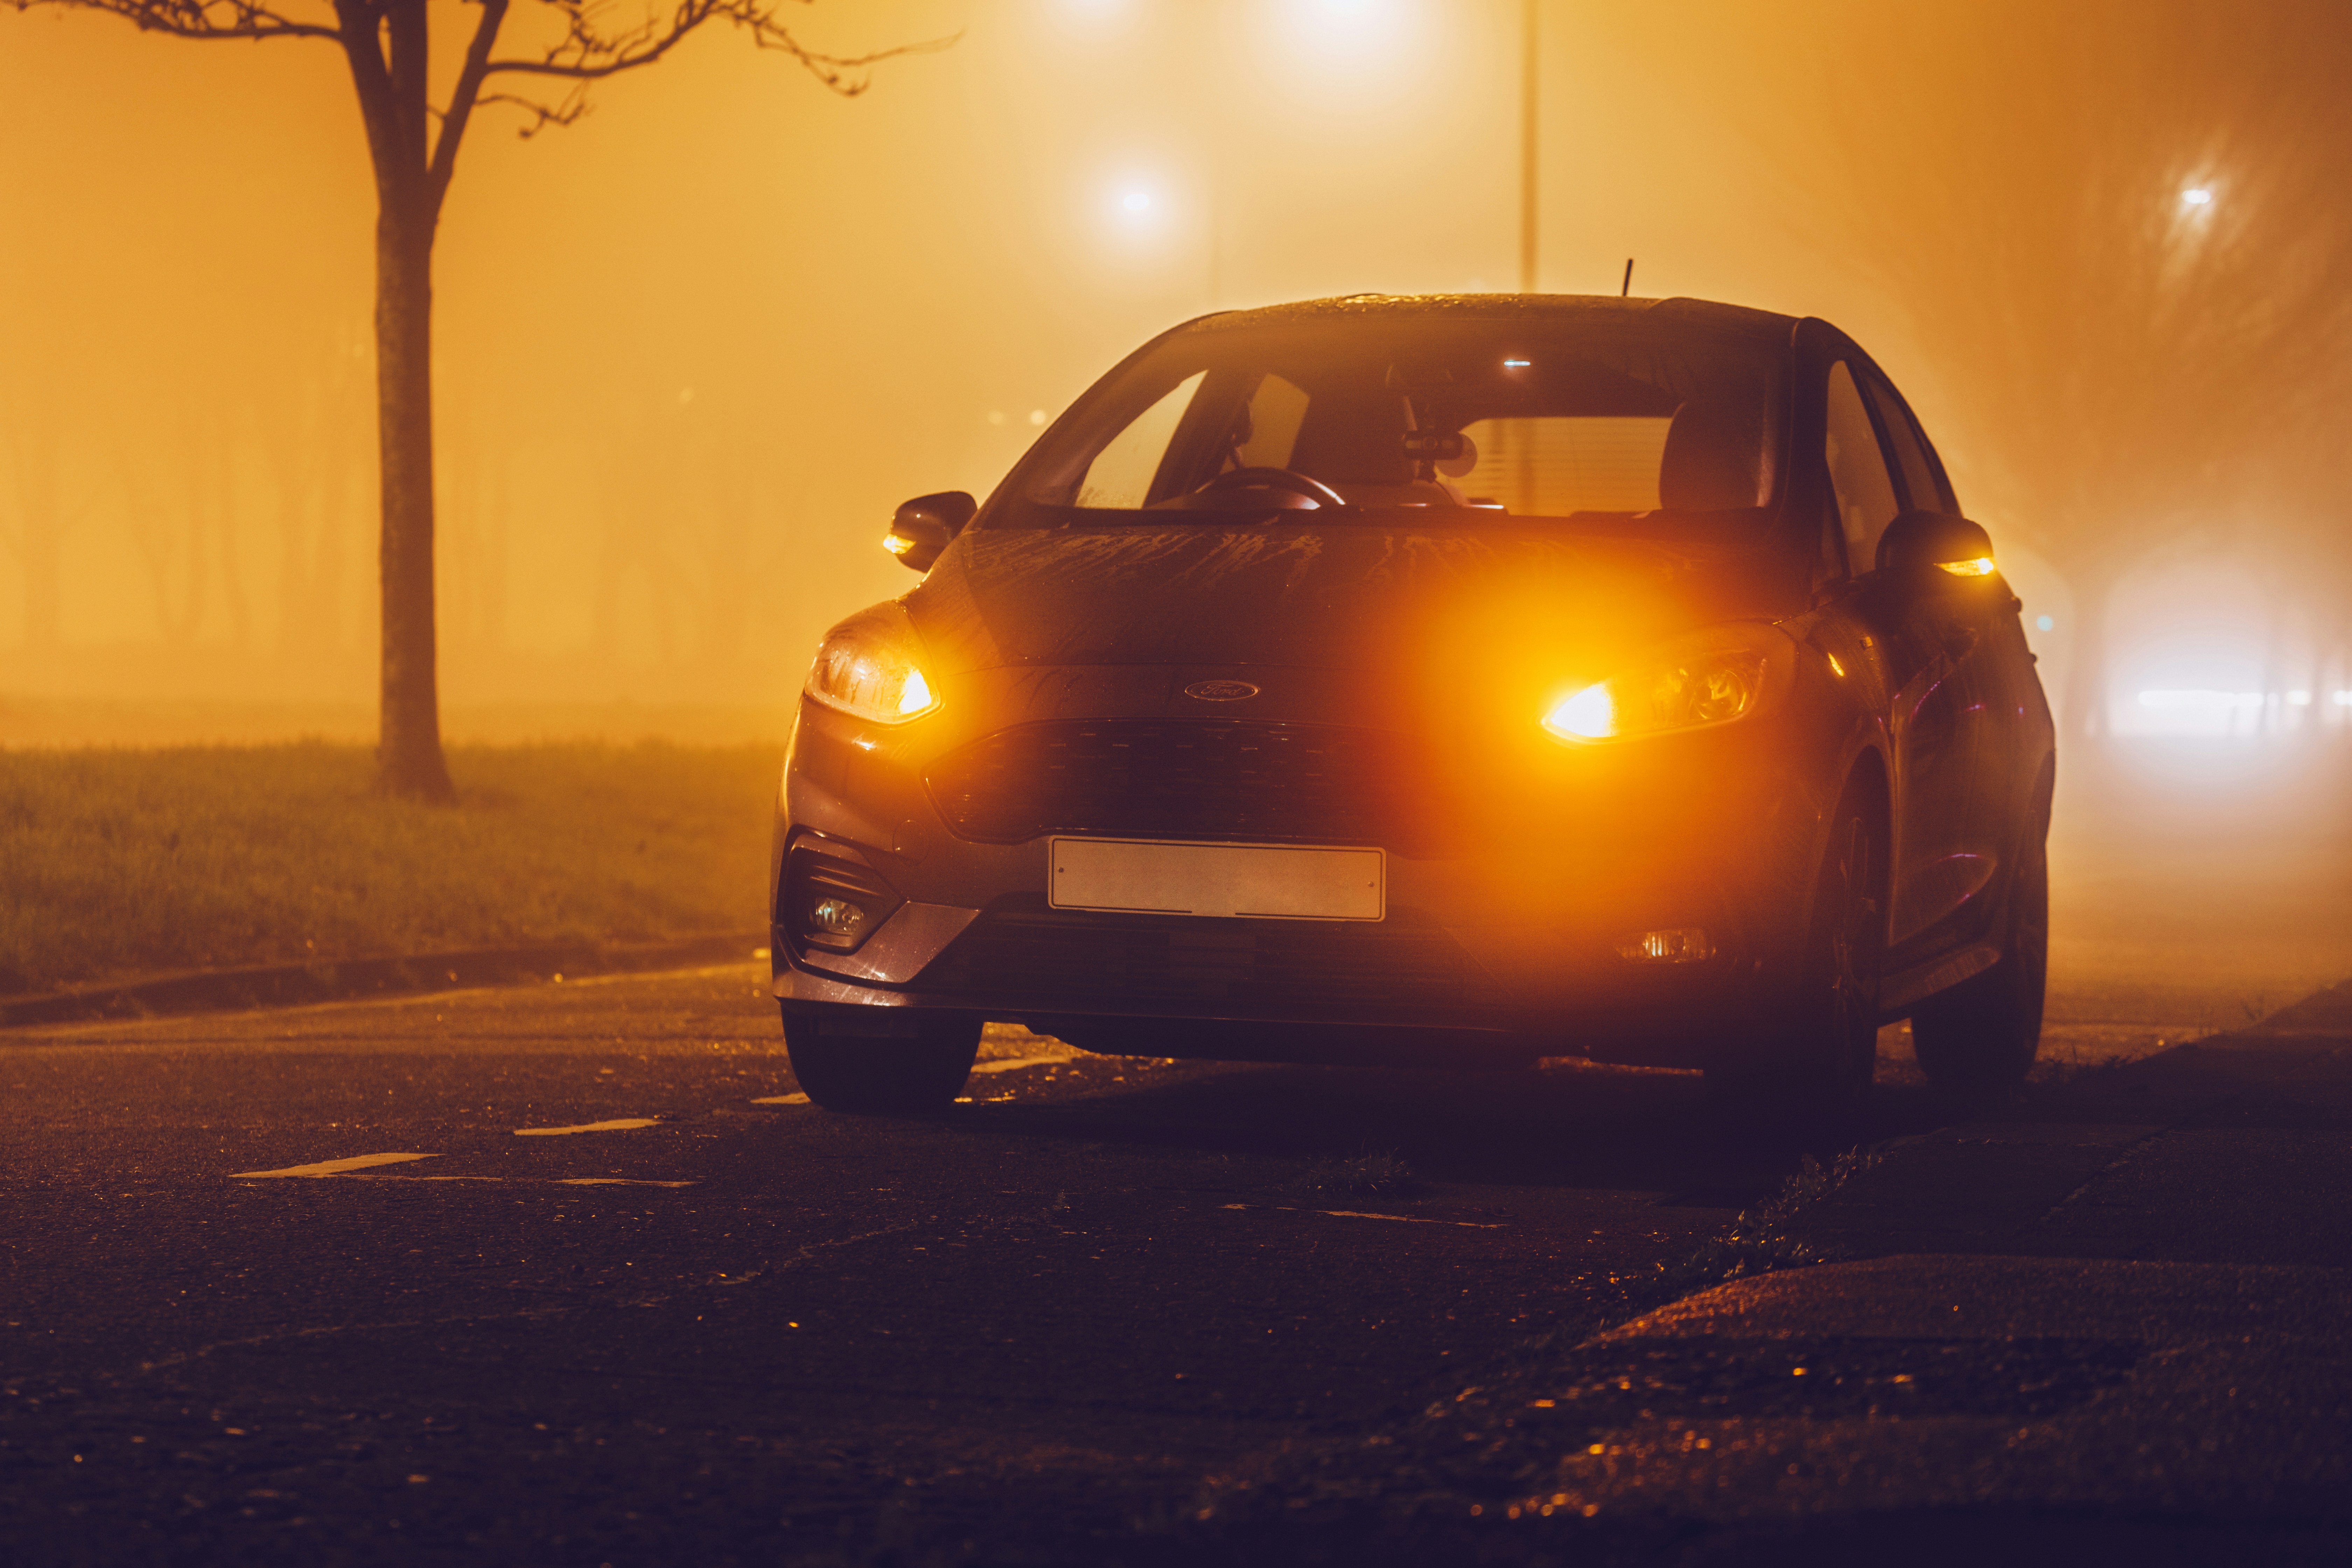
[1520,0,1538,292]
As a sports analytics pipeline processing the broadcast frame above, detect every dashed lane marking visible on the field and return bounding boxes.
[230,1153,436,1179]
[514,1118,660,1136]
[345,1174,694,1187]
[1220,1203,1507,1229]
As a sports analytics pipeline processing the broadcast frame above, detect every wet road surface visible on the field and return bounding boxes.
[3,962,2348,1563]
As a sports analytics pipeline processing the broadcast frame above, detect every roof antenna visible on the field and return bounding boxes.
[1621,258,1634,297]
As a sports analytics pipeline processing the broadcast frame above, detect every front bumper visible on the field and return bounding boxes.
[770,671,1829,1069]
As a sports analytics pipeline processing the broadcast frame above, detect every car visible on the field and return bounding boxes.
[769,293,2054,1114]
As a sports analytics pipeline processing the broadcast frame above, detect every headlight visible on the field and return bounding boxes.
[1542,628,1782,743]
[804,606,940,724]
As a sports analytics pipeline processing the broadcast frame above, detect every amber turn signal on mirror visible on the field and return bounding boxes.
[1936,555,1997,577]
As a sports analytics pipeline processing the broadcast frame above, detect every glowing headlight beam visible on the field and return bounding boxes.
[1542,682,1617,741]
[897,668,935,716]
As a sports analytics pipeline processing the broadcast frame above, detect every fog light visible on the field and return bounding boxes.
[808,896,869,940]
[1617,927,1715,964]
[781,843,903,955]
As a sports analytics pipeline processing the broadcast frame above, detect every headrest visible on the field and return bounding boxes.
[1288,390,1415,486]
[1658,401,1766,511]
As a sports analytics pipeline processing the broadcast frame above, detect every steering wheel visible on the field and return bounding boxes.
[1195,466,1349,510]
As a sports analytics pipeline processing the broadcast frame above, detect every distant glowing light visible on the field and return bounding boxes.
[1937,555,1997,577]
[1503,358,1532,368]
[2137,690,2264,710]
[1826,653,1845,678]
[1121,190,1152,213]
[1543,683,1616,741]
[2181,187,2214,206]
[2289,691,2313,706]
[2036,614,2054,631]
[2337,691,2352,706]
[1029,408,1047,426]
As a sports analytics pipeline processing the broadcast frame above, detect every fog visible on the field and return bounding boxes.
[1,0,2347,756]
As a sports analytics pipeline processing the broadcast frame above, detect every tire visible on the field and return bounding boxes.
[781,1009,982,1114]
[1709,788,1886,1111]
[1911,797,2049,1095]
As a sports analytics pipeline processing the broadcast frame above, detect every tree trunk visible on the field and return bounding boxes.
[344,0,454,801]
[371,198,452,800]
[21,524,60,655]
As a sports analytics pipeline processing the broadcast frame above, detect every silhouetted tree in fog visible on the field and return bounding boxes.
[1748,0,2352,738]
[0,381,75,655]
[10,0,941,797]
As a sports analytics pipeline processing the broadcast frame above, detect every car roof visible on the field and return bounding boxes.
[1174,292,1800,344]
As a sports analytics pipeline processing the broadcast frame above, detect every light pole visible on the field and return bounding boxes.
[1520,0,1539,292]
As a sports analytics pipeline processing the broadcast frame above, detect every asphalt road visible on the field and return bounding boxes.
[4,961,2348,1565]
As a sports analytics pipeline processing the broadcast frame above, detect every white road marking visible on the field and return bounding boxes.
[514,1118,659,1136]
[750,1094,811,1105]
[1220,1203,1506,1229]
[339,1173,695,1188]
[970,1055,1066,1075]
[230,1153,436,1179]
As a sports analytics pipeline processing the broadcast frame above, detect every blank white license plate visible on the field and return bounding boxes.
[1048,836,1385,922]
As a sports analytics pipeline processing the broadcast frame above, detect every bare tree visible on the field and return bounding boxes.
[10,0,942,797]
[1707,0,2352,740]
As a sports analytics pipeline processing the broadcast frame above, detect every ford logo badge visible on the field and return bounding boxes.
[1184,679,1260,702]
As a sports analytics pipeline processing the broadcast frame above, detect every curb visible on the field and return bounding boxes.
[0,932,770,1030]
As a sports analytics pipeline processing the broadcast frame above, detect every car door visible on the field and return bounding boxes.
[1815,352,1993,952]
[1861,367,2035,921]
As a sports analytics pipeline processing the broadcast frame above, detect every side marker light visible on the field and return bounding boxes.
[897,668,935,716]
[1617,928,1715,964]
[883,531,916,557]
[1937,555,1996,578]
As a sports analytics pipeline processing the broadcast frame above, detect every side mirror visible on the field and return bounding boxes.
[883,490,977,573]
[1875,509,1998,584]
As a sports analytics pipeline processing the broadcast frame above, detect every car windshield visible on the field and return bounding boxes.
[1002,309,1788,526]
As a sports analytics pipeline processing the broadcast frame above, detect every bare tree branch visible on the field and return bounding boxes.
[427,0,511,219]
[474,0,954,137]
[5,0,344,42]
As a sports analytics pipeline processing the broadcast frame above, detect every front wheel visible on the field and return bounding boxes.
[1708,791,1886,1112]
[1911,805,2049,1095]
[782,1009,982,1114]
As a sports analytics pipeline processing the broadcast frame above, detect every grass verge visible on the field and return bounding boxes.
[0,741,780,994]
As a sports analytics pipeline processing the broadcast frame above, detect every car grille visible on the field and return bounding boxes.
[924,719,1451,853]
[915,899,1483,1021]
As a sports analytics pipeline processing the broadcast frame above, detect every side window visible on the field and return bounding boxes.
[1074,371,1205,509]
[1824,361,1900,571]
[1862,373,1950,514]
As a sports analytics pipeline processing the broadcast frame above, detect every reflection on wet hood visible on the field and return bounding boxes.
[904,523,1780,676]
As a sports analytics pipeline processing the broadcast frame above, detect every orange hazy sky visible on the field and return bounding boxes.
[3,0,2334,734]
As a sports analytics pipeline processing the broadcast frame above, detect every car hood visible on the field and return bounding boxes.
[903,523,1785,678]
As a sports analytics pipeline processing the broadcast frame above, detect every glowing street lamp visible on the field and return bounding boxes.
[2181,187,2215,206]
